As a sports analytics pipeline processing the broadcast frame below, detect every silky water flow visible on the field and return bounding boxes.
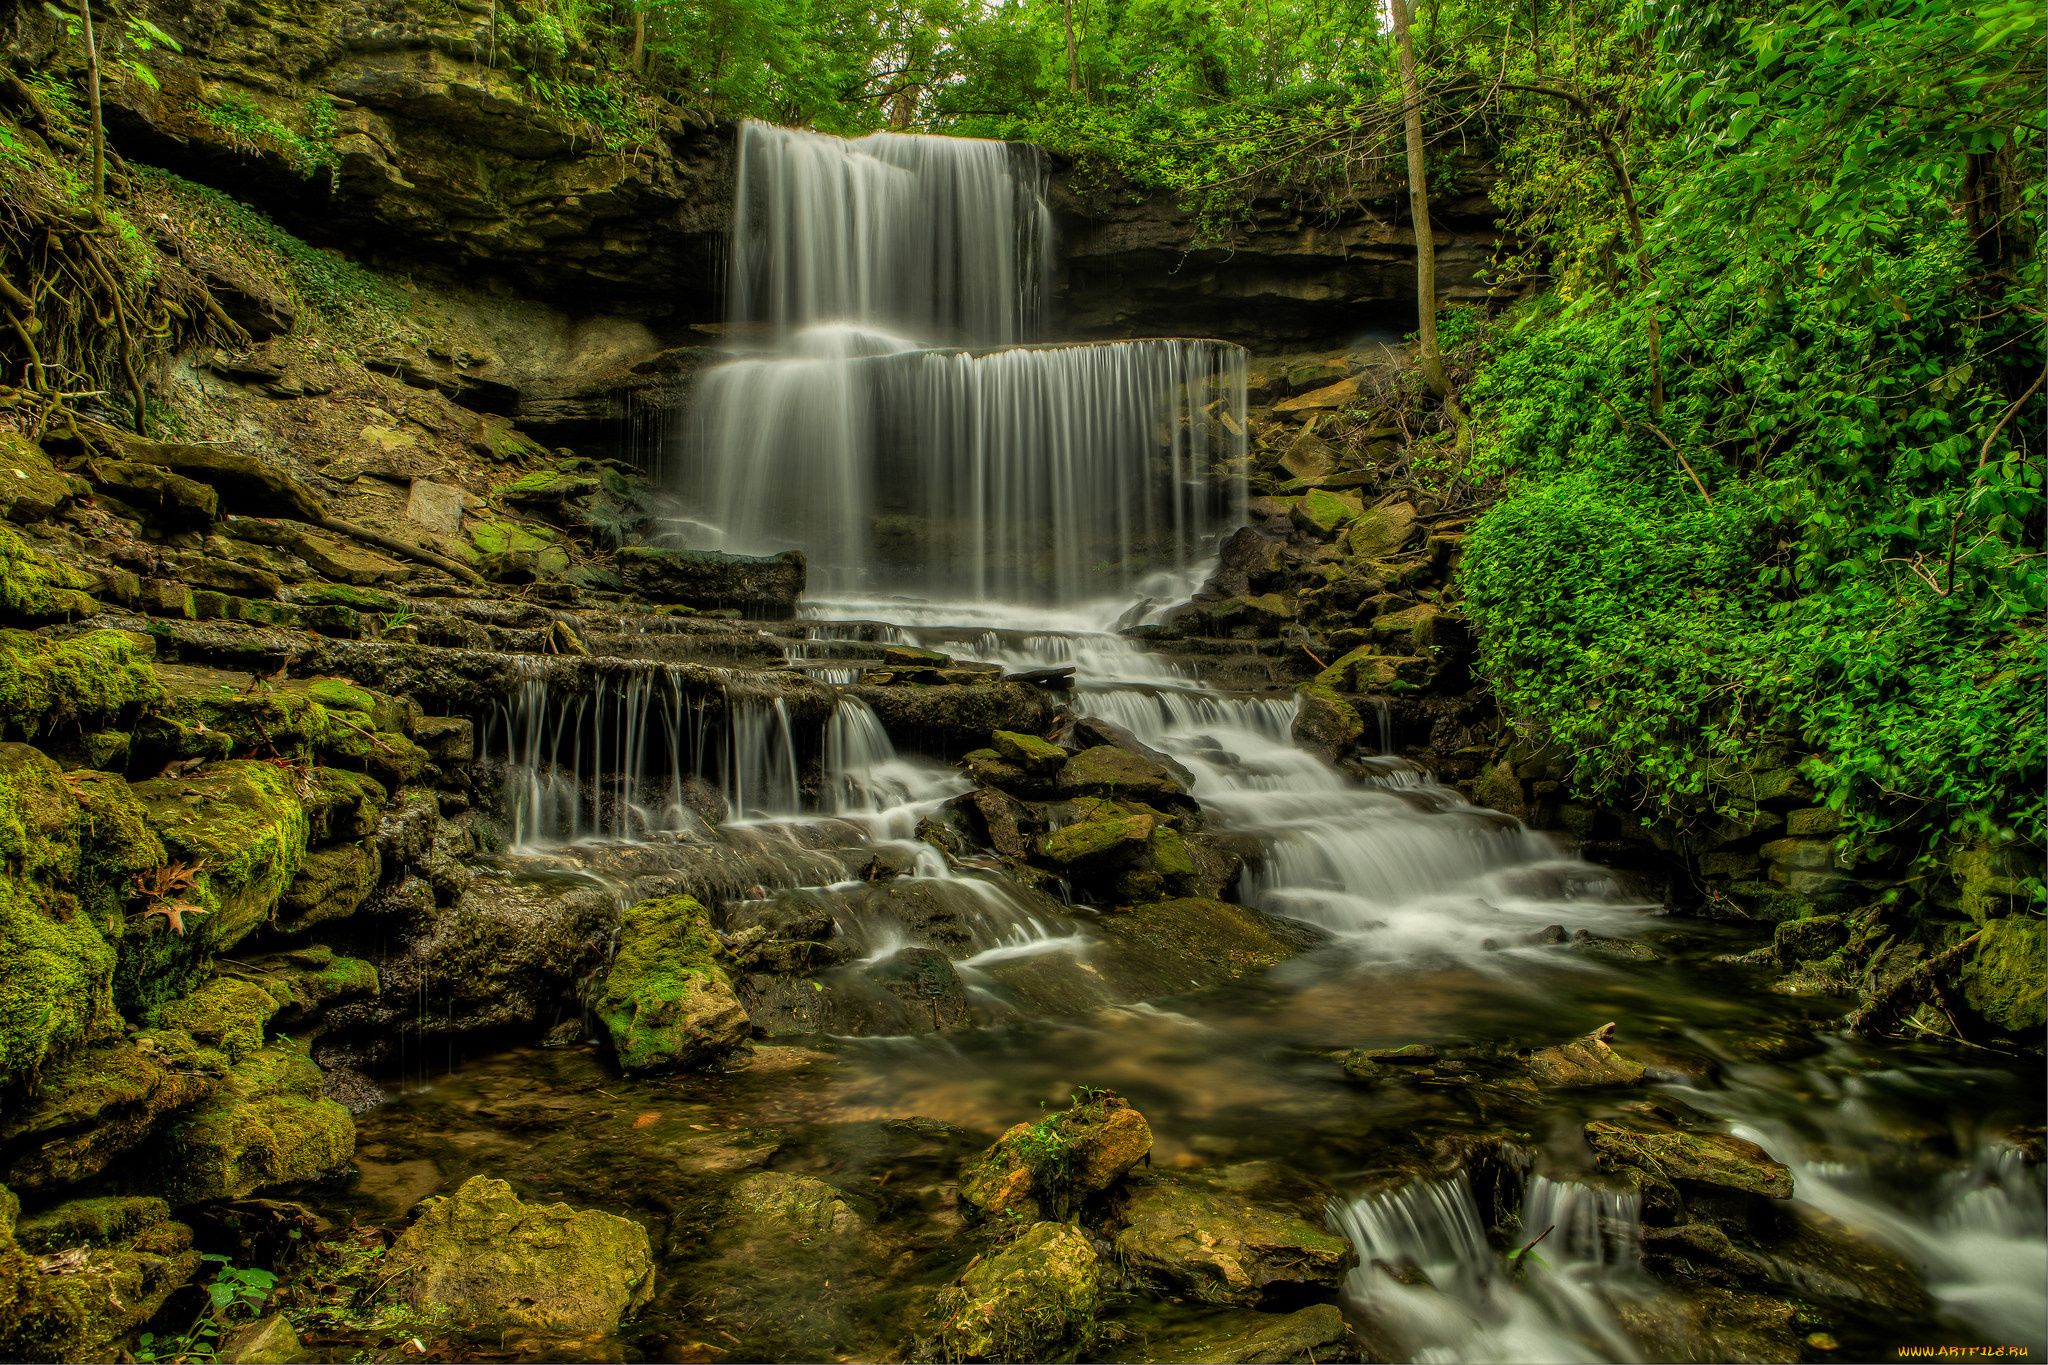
[332,121,2045,1365]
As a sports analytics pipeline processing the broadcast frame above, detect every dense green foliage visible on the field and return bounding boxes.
[1460,0,2044,865]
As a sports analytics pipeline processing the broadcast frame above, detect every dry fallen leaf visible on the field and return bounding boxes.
[632,1112,661,1129]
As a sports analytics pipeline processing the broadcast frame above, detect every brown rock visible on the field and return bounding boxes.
[1525,1022,1648,1088]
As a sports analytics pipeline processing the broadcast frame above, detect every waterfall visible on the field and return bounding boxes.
[488,670,808,848]
[729,121,1051,346]
[673,123,1248,606]
[1329,1175,1649,1363]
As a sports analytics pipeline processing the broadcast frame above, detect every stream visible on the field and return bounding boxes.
[307,121,2042,1364]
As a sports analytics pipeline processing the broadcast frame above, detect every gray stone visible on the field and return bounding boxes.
[406,480,467,534]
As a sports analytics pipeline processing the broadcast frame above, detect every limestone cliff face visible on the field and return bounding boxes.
[77,0,1500,365]
[92,0,730,321]
[1051,167,1508,350]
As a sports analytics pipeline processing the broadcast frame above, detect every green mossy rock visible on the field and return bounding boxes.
[1290,488,1363,537]
[14,1196,171,1251]
[1114,1174,1356,1307]
[1346,501,1418,558]
[960,1091,1153,1222]
[152,977,279,1064]
[0,628,162,739]
[140,668,424,788]
[1959,916,2046,1033]
[930,1220,1102,1362]
[595,896,749,1074]
[992,728,1067,772]
[1524,1026,1648,1089]
[385,1175,655,1336]
[1038,804,1154,865]
[132,760,310,950]
[1056,745,1185,801]
[0,525,99,623]
[305,768,389,842]
[0,1195,201,1364]
[0,1031,229,1191]
[1094,900,1322,986]
[148,1039,354,1204]
[0,434,87,525]
[273,841,381,934]
[0,745,122,1091]
[1291,684,1363,761]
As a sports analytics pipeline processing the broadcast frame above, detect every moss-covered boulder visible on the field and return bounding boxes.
[1112,1173,1357,1307]
[595,896,749,1074]
[1524,1023,1648,1089]
[0,434,87,525]
[0,1193,202,1364]
[1037,801,1155,866]
[1055,745,1186,802]
[1346,501,1418,557]
[138,669,426,789]
[848,682,1056,753]
[132,760,310,949]
[385,1175,655,1336]
[960,1090,1153,1222]
[1093,899,1323,987]
[1291,684,1362,761]
[152,977,279,1064]
[0,525,99,623]
[14,1196,173,1251]
[0,629,162,740]
[0,1031,229,1191]
[992,728,1067,772]
[0,745,126,1091]
[929,1220,1102,1362]
[1289,488,1363,538]
[148,1039,354,1204]
[1959,917,2046,1033]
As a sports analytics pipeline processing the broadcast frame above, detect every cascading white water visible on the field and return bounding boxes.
[487,669,806,848]
[674,122,1248,605]
[729,121,1051,345]
[1330,1174,1651,1363]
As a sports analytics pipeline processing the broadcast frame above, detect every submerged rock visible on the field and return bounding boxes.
[1112,1173,1357,1307]
[724,1171,866,1239]
[385,1175,655,1336]
[929,1220,1103,1362]
[596,895,750,1073]
[1100,1302,1356,1364]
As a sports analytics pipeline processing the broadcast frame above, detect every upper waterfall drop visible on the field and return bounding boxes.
[671,122,1249,607]
[729,120,1053,346]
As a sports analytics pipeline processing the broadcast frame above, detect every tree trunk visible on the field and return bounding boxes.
[81,0,106,208]
[632,4,646,75]
[1064,0,1080,94]
[1391,0,1448,397]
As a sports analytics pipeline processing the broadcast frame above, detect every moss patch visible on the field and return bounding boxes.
[147,1038,354,1204]
[0,744,117,1092]
[595,896,749,1073]
[0,628,162,740]
[131,760,309,952]
[0,525,99,624]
